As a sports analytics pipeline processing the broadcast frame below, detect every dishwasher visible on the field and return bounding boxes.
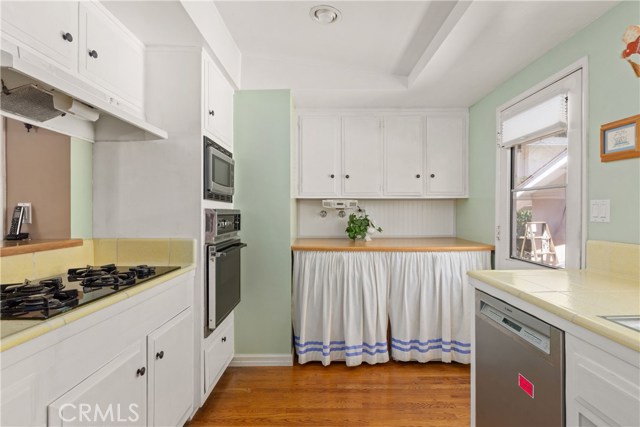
[475,290,564,427]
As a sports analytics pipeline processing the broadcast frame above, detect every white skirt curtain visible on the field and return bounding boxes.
[292,250,491,366]
[292,251,390,366]
[388,251,490,364]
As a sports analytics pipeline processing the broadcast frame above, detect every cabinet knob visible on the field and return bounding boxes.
[136,367,146,377]
[345,174,350,179]
[155,351,164,360]
[416,174,421,178]
[430,174,435,178]
[330,174,335,179]
[88,50,98,59]
[61,32,73,42]
[209,110,215,116]
[222,336,227,343]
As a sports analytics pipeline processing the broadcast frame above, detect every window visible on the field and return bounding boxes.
[495,65,585,269]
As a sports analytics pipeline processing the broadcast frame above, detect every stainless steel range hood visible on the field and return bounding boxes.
[0,48,167,142]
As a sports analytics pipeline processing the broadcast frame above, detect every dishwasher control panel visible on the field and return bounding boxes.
[480,301,551,353]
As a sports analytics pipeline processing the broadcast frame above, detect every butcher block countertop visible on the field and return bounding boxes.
[292,237,495,252]
[0,239,83,257]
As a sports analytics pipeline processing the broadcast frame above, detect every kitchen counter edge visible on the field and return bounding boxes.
[0,239,83,257]
[292,237,495,252]
[468,270,639,353]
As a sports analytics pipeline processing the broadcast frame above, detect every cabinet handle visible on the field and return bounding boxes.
[88,50,98,59]
[136,367,146,377]
[209,110,215,116]
[345,174,350,179]
[221,336,227,343]
[156,351,164,360]
[61,32,73,42]
[430,174,435,178]
[330,174,335,179]
[416,174,421,178]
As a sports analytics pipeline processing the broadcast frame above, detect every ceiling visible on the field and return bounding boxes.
[105,1,619,110]
[215,0,617,108]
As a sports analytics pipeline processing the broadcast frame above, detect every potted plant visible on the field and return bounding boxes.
[345,210,382,241]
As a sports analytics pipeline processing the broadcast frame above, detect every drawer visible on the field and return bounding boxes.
[203,314,234,394]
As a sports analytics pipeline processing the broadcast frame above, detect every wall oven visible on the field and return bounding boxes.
[203,136,234,202]
[204,209,246,337]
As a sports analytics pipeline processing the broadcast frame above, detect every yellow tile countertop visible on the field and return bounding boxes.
[468,269,640,352]
[292,237,495,252]
[0,265,195,352]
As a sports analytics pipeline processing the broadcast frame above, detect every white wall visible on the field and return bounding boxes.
[297,199,456,238]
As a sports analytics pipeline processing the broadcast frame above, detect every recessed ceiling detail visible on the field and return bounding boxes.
[310,5,341,25]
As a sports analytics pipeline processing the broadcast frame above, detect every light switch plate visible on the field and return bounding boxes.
[590,200,610,223]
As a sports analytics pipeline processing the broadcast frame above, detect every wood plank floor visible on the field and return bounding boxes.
[188,361,470,427]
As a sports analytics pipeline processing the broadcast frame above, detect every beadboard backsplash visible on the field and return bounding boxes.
[296,199,456,238]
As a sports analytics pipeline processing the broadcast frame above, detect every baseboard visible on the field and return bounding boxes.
[230,353,294,367]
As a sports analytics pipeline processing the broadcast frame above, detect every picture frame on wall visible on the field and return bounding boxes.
[600,114,640,162]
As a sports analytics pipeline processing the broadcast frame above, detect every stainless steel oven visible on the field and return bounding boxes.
[204,209,246,337]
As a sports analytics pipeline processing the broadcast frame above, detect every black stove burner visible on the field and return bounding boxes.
[1,265,179,320]
[67,264,117,281]
[1,277,64,298]
[81,271,136,289]
[129,265,156,278]
[0,289,79,317]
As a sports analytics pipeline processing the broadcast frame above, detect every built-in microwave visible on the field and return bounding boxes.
[203,136,234,202]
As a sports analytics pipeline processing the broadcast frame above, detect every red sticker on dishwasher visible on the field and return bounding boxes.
[518,373,535,398]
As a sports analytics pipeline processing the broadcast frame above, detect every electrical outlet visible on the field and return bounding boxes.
[18,202,31,224]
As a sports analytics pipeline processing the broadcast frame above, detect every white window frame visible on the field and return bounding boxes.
[495,58,588,270]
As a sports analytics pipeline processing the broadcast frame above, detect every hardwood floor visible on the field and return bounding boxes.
[188,361,470,427]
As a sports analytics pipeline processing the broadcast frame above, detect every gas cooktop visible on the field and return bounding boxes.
[0,264,180,320]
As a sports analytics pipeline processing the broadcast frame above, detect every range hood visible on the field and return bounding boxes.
[0,48,167,142]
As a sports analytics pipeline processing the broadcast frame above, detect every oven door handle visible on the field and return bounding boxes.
[211,243,247,259]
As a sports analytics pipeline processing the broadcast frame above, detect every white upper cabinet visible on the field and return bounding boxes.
[203,53,234,149]
[1,1,79,72]
[297,110,468,199]
[1,1,145,114]
[342,116,383,197]
[426,114,468,197]
[298,115,341,197]
[383,115,425,196]
[78,2,144,111]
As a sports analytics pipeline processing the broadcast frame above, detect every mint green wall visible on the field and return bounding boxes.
[234,90,293,355]
[70,137,92,238]
[457,2,640,245]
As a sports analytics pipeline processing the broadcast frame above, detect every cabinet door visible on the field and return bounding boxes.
[204,313,234,394]
[566,334,640,427]
[298,115,341,197]
[1,373,40,427]
[383,115,425,196]
[1,1,78,71]
[426,115,468,197]
[342,116,383,197]
[204,56,234,148]
[78,2,144,110]
[147,308,194,427]
[48,341,147,426]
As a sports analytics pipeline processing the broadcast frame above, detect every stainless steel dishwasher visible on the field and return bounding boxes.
[475,290,564,427]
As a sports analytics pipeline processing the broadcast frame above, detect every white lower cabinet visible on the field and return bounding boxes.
[203,313,234,395]
[566,334,640,427]
[147,308,194,427]
[0,272,195,427]
[48,341,147,426]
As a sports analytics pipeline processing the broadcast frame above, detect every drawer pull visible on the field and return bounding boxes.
[62,32,73,42]
[156,351,164,360]
[221,336,227,343]
[136,367,146,377]
[88,49,98,59]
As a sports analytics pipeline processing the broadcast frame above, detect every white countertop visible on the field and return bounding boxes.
[468,269,640,352]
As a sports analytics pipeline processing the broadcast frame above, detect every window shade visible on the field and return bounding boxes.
[500,92,568,148]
